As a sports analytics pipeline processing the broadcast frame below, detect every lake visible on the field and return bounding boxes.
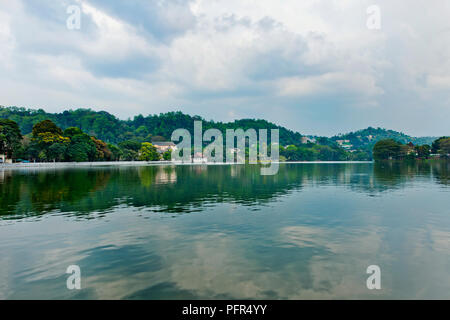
[0,161,449,299]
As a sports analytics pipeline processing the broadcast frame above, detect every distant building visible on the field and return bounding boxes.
[341,144,353,150]
[301,137,316,144]
[336,139,350,145]
[336,140,353,150]
[152,142,177,154]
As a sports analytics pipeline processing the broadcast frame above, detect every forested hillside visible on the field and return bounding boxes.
[1,106,440,162]
[0,107,303,146]
[331,127,436,153]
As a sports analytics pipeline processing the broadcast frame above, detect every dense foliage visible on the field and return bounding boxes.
[332,127,436,157]
[371,138,446,161]
[0,119,23,159]
[0,106,304,146]
[0,106,446,163]
[278,143,369,161]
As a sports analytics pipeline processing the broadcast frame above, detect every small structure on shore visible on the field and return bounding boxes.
[0,154,12,164]
[193,152,207,163]
[152,142,177,154]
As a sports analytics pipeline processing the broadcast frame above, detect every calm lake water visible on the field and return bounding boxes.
[0,162,449,299]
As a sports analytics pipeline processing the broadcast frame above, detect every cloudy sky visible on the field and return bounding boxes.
[0,0,449,136]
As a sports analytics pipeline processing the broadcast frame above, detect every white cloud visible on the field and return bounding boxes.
[0,0,449,136]
[277,72,383,98]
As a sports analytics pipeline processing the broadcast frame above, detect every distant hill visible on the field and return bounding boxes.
[0,106,303,146]
[0,107,437,155]
[331,127,437,152]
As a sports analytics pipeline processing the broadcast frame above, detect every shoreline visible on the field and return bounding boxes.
[0,160,374,170]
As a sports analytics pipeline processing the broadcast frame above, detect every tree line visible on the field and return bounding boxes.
[279,142,370,161]
[1,116,368,162]
[0,107,304,146]
[372,137,450,160]
[0,118,166,162]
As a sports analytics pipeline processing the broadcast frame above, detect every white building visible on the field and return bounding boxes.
[301,137,316,144]
[152,142,177,154]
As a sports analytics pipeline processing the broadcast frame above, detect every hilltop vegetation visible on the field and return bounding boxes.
[0,106,444,162]
[332,127,436,154]
[372,137,450,161]
[0,107,303,146]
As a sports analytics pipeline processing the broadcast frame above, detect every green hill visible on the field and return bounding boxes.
[331,127,436,153]
[0,106,439,161]
[0,106,304,146]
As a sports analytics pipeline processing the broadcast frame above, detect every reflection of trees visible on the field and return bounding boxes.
[432,161,450,186]
[1,161,448,219]
[372,161,416,191]
[0,169,111,218]
[373,160,450,190]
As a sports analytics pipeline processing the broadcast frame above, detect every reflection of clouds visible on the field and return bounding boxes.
[165,233,266,298]
[277,225,388,299]
[281,225,384,255]
[386,225,450,299]
[2,208,450,299]
[129,221,389,299]
[1,163,450,299]
[0,216,386,299]
[0,255,12,299]
[281,225,341,253]
[429,229,450,252]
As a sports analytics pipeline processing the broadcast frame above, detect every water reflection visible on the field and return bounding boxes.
[0,162,448,219]
[0,162,449,299]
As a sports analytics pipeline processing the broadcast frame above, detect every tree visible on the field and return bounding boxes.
[373,139,401,160]
[163,150,172,161]
[32,120,62,137]
[138,142,160,161]
[122,149,138,161]
[35,132,70,145]
[91,137,112,160]
[64,127,83,138]
[438,138,450,157]
[0,119,23,159]
[30,120,69,162]
[315,145,337,161]
[284,145,299,161]
[118,139,141,161]
[66,133,97,162]
[431,137,449,154]
[33,132,70,162]
[47,143,68,162]
[415,145,430,158]
[118,140,141,152]
[297,147,315,161]
[107,143,123,161]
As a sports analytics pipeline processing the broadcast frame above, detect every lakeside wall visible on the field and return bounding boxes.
[0,161,172,169]
[0,160,375,170]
